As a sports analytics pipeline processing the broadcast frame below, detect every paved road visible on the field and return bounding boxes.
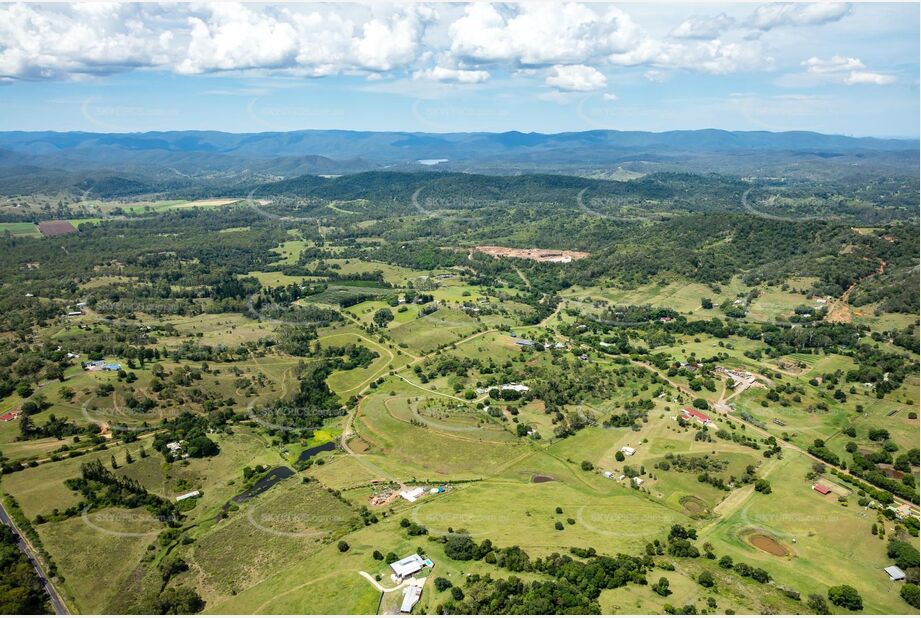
[0,502,69,614]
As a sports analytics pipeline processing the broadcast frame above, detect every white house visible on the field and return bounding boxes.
[390,554,426,580]
[176,490,200,502]
[620,446,636,456]
[632,477,644,486]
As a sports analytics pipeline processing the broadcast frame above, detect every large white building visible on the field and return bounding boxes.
[390,554,426,580]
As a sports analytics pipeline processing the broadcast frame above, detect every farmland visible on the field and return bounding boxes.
[0,168,917,616]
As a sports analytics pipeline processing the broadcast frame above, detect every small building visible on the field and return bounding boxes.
[812,484,831,495]
[884,566,906,581]
[632,477,644,486]
[0,410,21,422]
[680,407,715,427]
[516,339,535,347]
[176,490,200,502]
[620,446,636,457]
[399,487,425,503]
[166,441,184,456]
[65,311,84,317]
[602,471,614,479]
[401,581,424,613]
[890,504,914,520]
[390,554,426,580]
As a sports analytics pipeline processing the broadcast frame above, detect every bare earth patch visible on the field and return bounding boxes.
[473,245,589,263]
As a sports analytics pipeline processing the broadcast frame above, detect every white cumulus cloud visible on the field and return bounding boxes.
[801,55,895,85]
[670,13,735,40]
[449,3,642,66]
[413,65,490,84]
[750,3,851,30]
[545,64,607,91]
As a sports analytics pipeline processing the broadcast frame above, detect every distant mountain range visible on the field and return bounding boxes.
[0,128,916,195]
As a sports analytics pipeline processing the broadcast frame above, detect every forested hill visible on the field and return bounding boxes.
[0,128,916,193]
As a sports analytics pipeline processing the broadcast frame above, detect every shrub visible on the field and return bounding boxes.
[828,585,863,610]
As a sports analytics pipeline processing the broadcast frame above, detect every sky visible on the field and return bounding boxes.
[0,2,918,137]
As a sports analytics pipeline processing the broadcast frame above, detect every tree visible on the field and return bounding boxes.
[337,541,350,552]
[434,577,453,592]
[372,550,384,561]
[692,398,709,410]
[615,451,625,462]
[698,571,715,588]
[901,584,920,609]
[828,585,863,610]
[373,308,394,327]
[652,577,671,597]
[806,594,829,615]
[754,479,772,494]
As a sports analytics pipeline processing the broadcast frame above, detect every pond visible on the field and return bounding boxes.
[232,466,295,503]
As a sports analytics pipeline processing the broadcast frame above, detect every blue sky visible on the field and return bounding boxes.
[0,2,917,137]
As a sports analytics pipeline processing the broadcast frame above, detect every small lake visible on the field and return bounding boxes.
[297,441,336,463]
[232,466,295,503]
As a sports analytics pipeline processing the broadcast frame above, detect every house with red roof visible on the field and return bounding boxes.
[0,410,21,422]
[812,484,831,495]
[680,406,715,427]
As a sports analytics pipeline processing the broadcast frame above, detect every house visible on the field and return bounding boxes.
[620,446,636,456]
[890,504,914,520]
[0,410,21,422]
[65,311,83,317]
[680,407,715,427]
[399,487,425,503]
[516,339,535,347]
[166,441,184,456]
[812,484,831,495]
[84,360,121,372]
[884,566,906,581]
[390,554,427,580]
[401,581,425,613]
[176,490,201,502]
[632,477,644,486]
[602,471,614,479]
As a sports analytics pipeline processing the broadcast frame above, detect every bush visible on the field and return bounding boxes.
[555,521,564,530]
[434,577,453,592]
[698,571,715,588]
[901,584,920,609]
[806,593,829,615]
[828,585,863,610]
[337,541,350,552]
[652,577,671,597]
